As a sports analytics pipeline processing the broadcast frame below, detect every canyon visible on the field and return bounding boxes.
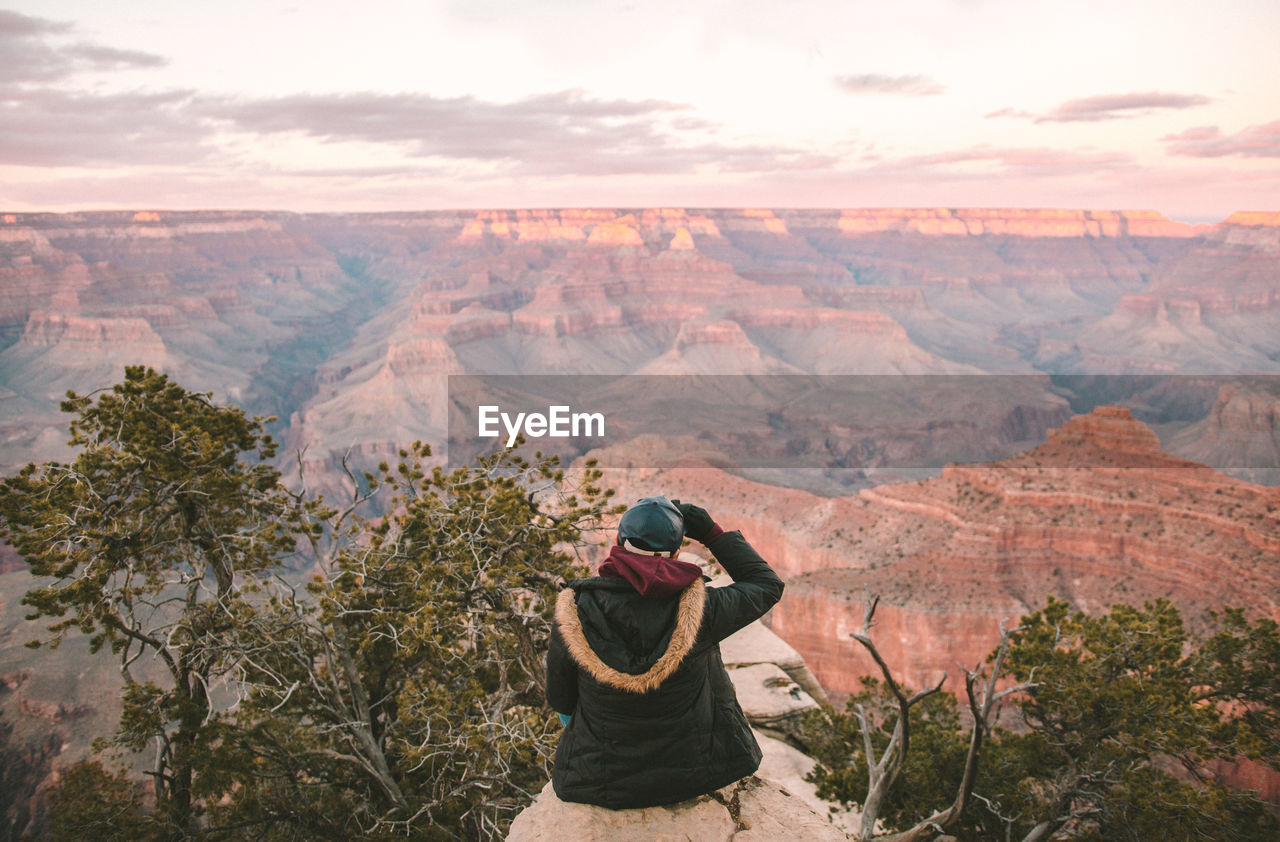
[1,207,1278,814]
[3,208,1279,489]
[592,407,1280,693]
[589,405,1280,802]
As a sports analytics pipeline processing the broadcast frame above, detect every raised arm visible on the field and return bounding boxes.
[674,502,784,643]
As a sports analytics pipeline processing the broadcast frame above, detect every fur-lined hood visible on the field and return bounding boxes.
[554,579,706,694]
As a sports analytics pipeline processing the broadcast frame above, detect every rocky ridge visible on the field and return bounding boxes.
[588,407,1280,694]
[3,208,1278,489]
[2,207,1278,827]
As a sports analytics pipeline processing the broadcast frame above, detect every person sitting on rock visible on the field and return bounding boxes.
[546,496,785,809]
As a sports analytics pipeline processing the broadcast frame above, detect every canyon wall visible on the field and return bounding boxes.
[3,208,1278,488]
[592,407,1280,695]
[2,207,1278,813]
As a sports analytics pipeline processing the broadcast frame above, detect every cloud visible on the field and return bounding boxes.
[65,43,167,72]
[0,12,193,168]
[0,9,68,37]
[988,92,1211,123]
[199,89,834,176]
[0,11,827,179]
[0,10,164,87]
[1162,121,1280,158]
[833,73,946,96]
[0,89,207,166]
[0,76,830,176]
[983,107,1033,120]
[200,89,687,150]
[868,144,1135,178]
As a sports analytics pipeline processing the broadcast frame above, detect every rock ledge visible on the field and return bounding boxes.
[507,775,847,841]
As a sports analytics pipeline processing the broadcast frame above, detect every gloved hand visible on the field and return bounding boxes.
[671,500,718,544]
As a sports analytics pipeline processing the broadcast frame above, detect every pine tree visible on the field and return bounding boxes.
[0,366,300,838]
[217,443,618,840]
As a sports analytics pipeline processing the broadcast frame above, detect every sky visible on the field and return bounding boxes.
[1,0,1278,220]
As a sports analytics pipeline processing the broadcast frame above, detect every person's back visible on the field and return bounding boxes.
[546,497,784,809]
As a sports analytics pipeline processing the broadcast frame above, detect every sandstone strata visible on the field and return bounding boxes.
[1169,382,1280,484]
[821,208,1195,238]
[5,207,1278,488]
[593,407,1280,694]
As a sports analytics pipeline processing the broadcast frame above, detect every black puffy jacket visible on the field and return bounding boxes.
[546,530,785,809]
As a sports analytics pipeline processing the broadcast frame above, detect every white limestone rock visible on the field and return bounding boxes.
[506,776,847,841]
[754,730,860,837]
[728,662,818,727]
[717,594,830,707]
[720,615,807,673]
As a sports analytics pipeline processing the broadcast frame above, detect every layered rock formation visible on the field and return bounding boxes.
[3,207,1278,827]
[819,208,1196,239]
[0,210,372,476]
[5,208,1278,491]
[1168,381,1280,484]
[591,407,1280,695]
[4,209,1277,659]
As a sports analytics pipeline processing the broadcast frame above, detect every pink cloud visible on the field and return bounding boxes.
[833,74,946,96]
[0,9,163,87]
[987,92,1211,123]
[870,144,1135,177]
[0,89,204,166]
[1162,121,1280,158]
[199,90,836,176]
[984,107,1032,119]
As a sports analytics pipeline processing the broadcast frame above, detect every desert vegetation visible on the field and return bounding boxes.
[0,367,616,840]
[798,596,1280,841]
[1,368,1277,841]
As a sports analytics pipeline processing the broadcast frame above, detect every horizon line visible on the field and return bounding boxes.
[4,206,1270,225]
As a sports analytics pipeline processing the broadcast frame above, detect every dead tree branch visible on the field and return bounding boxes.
[848,596,1034,842]
[877,619,1034,842]
[849,594,947,841]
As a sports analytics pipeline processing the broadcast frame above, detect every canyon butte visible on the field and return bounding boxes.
[4,208,1279,486]
[1,208,1278,812]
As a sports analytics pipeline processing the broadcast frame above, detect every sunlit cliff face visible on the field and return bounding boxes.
[2,207,1278,494]
[591,406,1280,693]
[1,206,1279,810]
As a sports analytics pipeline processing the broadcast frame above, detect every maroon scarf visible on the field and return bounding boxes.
[598,544,702,598]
